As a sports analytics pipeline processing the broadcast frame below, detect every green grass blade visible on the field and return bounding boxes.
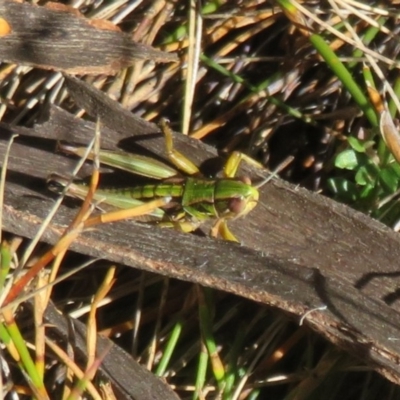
[3,320,47,397]
[308,34,378,127]
[198,288,225,385]
[0,241,12,289]
[277,0,379,128]
[200,54,310,122]
[222,326,246,399]
[155,319,183,376]
[193,346,209,400]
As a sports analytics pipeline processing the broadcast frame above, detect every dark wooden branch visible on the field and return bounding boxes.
[0,1,177,74]
[38,300,180,400]
[2,80,400,385]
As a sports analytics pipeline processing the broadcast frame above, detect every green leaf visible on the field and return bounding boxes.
[347,136,367,152]
[379,167,400,193]
[389,161,400,178]
[359,183,375,200]
[355,165,374,186]
[335,149,358,170]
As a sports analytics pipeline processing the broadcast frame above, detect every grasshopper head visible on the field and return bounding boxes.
[214,178,259,219]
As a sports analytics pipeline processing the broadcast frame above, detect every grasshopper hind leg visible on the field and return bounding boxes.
[159,119,200,176]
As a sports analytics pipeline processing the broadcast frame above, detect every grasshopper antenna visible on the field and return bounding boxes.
[255,156,294,212]
[255,155,294,189]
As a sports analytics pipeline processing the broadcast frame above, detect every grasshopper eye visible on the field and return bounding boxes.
[228,197,246,213]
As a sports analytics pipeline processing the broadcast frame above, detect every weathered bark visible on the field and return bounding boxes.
[0,1,176,74]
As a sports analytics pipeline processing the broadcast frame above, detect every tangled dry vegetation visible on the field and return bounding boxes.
[2,1,400,399]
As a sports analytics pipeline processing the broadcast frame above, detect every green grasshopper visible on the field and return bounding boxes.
[49,119,264,242]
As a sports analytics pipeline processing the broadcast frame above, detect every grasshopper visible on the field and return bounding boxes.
[48,119,265,242]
